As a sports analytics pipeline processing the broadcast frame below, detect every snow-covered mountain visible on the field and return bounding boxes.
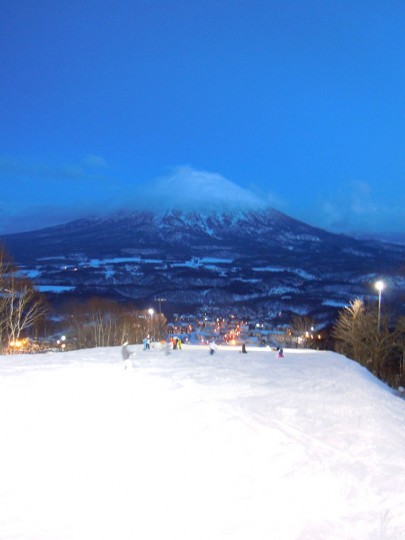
[1,345,405,539]
[1,207,404,323]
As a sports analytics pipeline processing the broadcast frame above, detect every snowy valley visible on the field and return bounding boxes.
[1,207,404,325]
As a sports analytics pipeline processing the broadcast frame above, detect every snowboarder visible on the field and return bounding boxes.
[209,340,217,355]
[277,347,284,358]
[241,343,247,354]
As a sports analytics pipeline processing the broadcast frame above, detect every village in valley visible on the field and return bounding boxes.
[166,310,324,350]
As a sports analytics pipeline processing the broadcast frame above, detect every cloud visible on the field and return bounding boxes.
[82,154,108,168]
[0,155,111,183]
[316,180,400,234]
[0,204,88,234]
[126,166,269,212]
[0,165,286,233]
[0,154,119,233]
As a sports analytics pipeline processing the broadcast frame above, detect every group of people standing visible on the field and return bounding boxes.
[170,337,182,350]
[122,337,285,368]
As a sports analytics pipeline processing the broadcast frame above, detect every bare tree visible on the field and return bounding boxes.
[65,298,167,349]
[0,247,48,348]
[5,277,48,345]
[0,248,13,346]
[332,298,396,378]
[332,299,365,360]
[291,315,317,348]
[393,316,405,382]
[67,298,119,348]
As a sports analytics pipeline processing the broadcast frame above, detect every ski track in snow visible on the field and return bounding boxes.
[0,345,405,540]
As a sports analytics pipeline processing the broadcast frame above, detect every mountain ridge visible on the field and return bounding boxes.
[1,206,404,324]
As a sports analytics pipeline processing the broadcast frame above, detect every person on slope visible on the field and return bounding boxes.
[122,339,135,369]
[277,347,284,358]
[209,340,217,355]
[143,336,151,351]
[164,340,173,355]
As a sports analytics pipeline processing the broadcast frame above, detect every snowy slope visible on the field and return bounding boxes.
[1,346,405,540]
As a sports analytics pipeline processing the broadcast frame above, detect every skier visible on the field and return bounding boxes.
[241,343,247,354]
[209,340,217,355]
[122,340,135,369]
[277,347,284,358]
[164,340,173,355]
[122,340,130,359]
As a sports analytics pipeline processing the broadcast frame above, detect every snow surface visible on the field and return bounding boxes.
[35,285,76,293]
[1,345,405,540]
[252,266,316,280]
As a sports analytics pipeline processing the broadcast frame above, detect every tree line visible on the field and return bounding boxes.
[0,247,167,352]
[332,298,405,387]
[62,297,167,349]
[0,248,48,350]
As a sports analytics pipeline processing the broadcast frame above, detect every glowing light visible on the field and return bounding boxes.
[375,280,385,293]
[9,338,29,349]
[375,280,385,333]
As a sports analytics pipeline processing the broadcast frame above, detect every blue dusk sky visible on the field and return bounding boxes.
[1,0,405,236]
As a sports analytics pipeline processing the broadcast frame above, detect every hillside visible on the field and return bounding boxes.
[1,345,404,539]
[1,208,405,324]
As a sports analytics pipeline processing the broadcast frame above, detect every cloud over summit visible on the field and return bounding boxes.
[134,167,266,212]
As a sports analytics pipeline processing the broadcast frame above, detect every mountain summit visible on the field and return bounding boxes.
[138,167,267,212]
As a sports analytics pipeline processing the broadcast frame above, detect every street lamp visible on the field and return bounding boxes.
[375,280,384,333]
[148,308,154,338]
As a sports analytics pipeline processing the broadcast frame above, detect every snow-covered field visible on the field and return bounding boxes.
[1,345,405,540]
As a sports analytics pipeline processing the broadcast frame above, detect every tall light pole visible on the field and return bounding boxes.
[148,308,154,338]
[155,297,166,314]
[375,280,384,333]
